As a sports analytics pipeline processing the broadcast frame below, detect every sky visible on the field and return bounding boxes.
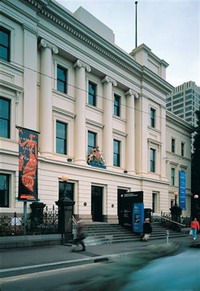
[57,0,200,87]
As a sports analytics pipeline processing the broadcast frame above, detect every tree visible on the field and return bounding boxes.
[191,110,200,219]
[192,110,200,195]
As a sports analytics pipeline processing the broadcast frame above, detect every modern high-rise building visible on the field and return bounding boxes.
[167,81,200,126]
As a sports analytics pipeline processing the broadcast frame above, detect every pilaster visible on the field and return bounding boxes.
[39,39,58,154]
[102,76,117,168]
[74,60,91,164]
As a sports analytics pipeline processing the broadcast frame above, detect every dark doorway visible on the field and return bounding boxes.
[91,186,103,222]
[59,182,74,214]
[118,189,127,225]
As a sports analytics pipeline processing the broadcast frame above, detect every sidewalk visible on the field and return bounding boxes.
[0,236,197,279]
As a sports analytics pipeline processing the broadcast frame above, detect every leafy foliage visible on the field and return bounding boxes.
[192,110,200,195]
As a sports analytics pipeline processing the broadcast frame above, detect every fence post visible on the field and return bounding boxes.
[166,229,169,243]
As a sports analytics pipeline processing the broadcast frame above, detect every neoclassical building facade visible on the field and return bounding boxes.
[0,0,193,221]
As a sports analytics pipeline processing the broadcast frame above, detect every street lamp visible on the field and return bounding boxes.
[174,191,178,206]
[60,175,69,198]
[194,195,199,219]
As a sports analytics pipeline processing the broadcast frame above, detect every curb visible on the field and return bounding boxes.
[0,252,132,279]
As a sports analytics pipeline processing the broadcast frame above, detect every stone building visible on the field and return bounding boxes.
[0,0,193,221]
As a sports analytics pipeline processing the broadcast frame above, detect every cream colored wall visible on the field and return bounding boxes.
[166,116,192,216]
[0,0,192,219]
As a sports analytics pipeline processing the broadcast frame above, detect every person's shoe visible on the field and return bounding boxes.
[81,248,86,251]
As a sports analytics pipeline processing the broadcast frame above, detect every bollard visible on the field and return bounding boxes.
[166,229,169,243]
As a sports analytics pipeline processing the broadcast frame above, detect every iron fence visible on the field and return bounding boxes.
[0,205,59,237]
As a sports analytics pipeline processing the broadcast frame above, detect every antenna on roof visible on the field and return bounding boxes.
[135,1,138,48]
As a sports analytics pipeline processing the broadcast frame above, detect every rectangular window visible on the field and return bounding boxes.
[0,27,10,62]
[57,65,67,94]
[88,131,96,155]
[181,142,185,157]
[56,121,67,155]
[150,148,156,172]
[150,108,156,128]
[114,94,120,117]
[0,174,9,207]
[0,97,10,138]
[113,139,120,167]
[88,81,97,106]
[171,138,175,153]
[171,168,175,185]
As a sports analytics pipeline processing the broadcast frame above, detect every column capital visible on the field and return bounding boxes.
[102,76,117,87]
[74,60,91,72]
[39,39,58,54]
[125,89,139,98]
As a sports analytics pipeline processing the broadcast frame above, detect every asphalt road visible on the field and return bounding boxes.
[0,262,104,291]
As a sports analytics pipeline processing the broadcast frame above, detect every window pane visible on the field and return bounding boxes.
[88,131,96,154]
[150,108,155,127]
[56,139,65,154]
[0,119,9,138]
[57,67,66,81]
[56,121,67,154]
[56,122,66,138]
[0,98,9,119]
[88,82,96,106]
[57,80,65,93]
[113,140,120,166]
[0,30,9,46]
[0,46,8,61]
[114,95,120,116]
[0,174,9,207]
[57,66,67,93]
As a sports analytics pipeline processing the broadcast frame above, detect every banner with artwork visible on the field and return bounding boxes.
[17,127,39,201]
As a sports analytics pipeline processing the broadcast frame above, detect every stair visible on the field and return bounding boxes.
[83,222,187,245]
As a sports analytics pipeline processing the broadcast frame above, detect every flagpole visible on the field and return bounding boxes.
[135,1,138,48]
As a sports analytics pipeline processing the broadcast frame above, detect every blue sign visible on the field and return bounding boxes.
[179,171,186,210]
[132,203,144,233]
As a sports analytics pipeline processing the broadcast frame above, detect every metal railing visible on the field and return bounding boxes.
[0,206,59,237]
[160,211,191,233]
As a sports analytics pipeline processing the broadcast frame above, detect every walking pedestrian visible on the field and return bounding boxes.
[72,217,86,251]
[190,218,200,240]
[142,218,152,242]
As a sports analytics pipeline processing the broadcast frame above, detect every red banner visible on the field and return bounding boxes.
[17,127,39,201]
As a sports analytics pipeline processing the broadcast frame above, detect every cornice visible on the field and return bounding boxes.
[20,0,172,93]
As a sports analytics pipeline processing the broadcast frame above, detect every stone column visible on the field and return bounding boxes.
[102,76,117,167]
[23,26,38,131]
[125,89,139,174]
[39,39,58,154]
[74,60,91,164]
[160,106,167,179]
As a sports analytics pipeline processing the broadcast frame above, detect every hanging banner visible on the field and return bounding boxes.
[179,171,186,210]
[17,127,39,201]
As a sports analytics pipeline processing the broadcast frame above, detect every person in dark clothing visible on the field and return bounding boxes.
[142,218,152,241]
[72,218,86,251]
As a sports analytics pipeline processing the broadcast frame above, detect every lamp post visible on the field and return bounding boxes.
[194,194,199,220]
[174,191,178,207]
[170,191,182,223]
[56,175,75,244]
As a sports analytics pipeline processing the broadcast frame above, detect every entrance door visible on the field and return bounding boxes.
[118,189,127,225]
[91,186,103,222]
